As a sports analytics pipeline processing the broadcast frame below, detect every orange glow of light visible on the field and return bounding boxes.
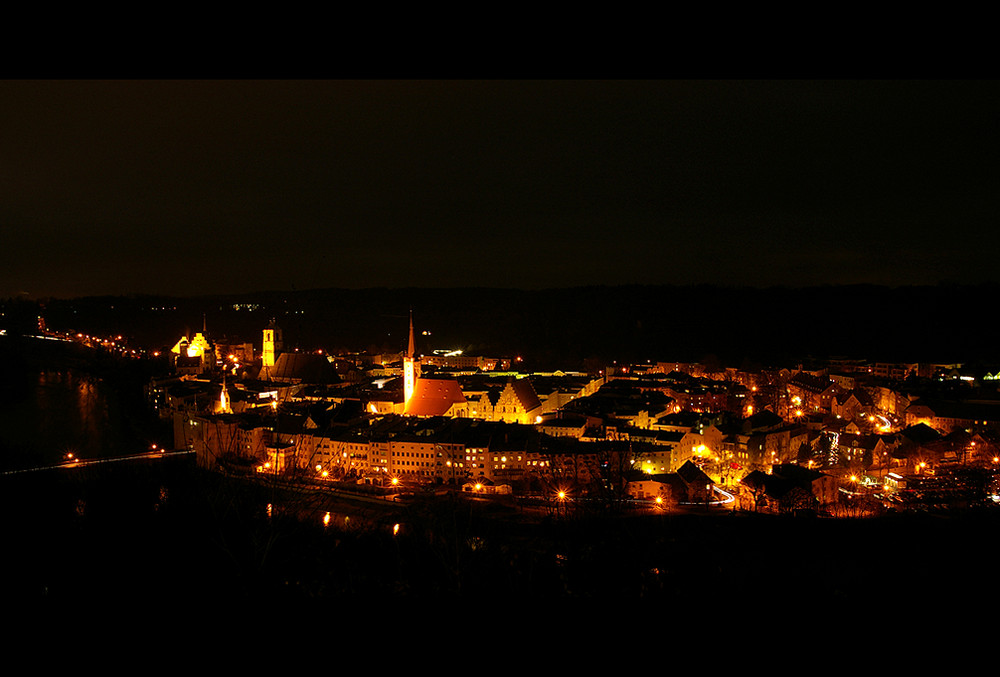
[323,512,331,527]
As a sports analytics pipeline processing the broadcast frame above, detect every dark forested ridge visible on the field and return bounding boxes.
[17,282,1000,367]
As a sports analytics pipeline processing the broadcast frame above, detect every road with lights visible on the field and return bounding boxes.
[0,448,194,476]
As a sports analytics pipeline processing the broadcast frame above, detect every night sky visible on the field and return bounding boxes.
[3,79,999,300]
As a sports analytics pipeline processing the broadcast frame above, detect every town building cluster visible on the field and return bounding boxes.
[149,317,1000,510]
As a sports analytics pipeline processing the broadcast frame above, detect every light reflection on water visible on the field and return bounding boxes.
[0,365,379,535]
[0,369,130,469]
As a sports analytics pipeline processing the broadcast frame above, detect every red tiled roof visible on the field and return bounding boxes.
[405,378,466,416]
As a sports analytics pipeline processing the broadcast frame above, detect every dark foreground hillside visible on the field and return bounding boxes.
[3,458,996,613]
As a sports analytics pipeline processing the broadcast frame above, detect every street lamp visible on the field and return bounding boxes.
[555,489,568,517]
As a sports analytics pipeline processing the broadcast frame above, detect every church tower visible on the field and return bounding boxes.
[262,319,283,370]
[403,311,418,410]
[219,375,232,414]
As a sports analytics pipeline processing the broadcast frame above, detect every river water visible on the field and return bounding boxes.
[0,361,140,472]
[0,351,373,528]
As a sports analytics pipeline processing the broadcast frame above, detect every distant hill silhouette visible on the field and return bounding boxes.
[25,283,1000,369]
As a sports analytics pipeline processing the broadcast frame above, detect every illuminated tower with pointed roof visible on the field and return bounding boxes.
[262,319,283,371]
[403,311,419,410]
[219,375,232,414]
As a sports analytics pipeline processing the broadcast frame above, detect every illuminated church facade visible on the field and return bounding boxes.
[170,331,215,374]
[399,314,542,423]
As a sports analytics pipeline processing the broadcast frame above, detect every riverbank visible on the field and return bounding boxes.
[0,336,172,471]
[4,456,998,608]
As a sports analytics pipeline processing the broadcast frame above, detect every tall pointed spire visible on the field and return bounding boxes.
[403,309,417,412]
[407,308,415,359]
[219,373,231,414]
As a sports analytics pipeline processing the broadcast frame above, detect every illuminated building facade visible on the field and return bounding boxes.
[490,378,542,424]
[170,331,215,373]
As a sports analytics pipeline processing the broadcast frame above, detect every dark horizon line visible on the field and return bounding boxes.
[11,279,1000,303]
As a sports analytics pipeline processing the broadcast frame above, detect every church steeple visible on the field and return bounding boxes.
[403,310,418,411]
[219,373,232,414]
[262,318,282,374]
[407,309,415,360]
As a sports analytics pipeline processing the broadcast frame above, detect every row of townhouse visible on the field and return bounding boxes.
[300,429,565,485]
[184,408,657,490]
[181,400,908,487]
[719,424,815,475]
[904,399,1000,435]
